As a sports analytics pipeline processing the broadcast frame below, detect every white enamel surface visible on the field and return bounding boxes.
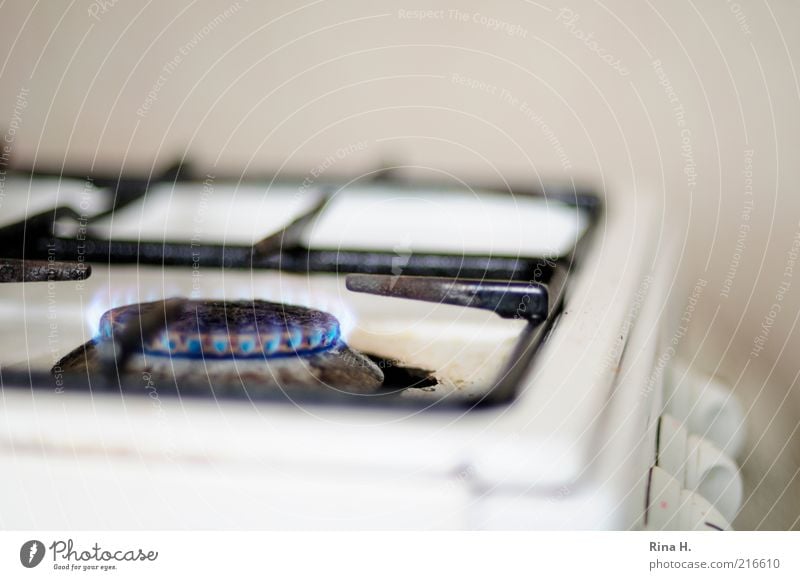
[646,467,685,531]
[665,363,747,459]
[645,467,732,531]
[303,185,589,257]
[658,414,744,523]
[685,434,743,523]
[657,414,689,484]
[679,490,731,531]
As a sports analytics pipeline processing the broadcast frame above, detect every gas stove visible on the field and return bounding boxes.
[0,166,745,529]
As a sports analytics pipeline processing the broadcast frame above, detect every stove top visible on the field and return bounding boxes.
[0,166,597,408]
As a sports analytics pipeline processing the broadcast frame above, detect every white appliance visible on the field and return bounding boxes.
[0,174,745,529]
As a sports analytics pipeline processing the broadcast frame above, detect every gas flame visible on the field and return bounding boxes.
[84,275,356,341]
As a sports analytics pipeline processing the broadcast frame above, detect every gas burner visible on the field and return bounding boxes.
[56,299,384,394]
[99,300,341,359]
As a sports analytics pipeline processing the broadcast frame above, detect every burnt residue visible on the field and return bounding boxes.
[365,355,437,390]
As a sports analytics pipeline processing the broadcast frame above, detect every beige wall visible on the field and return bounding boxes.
[1,0,799,528]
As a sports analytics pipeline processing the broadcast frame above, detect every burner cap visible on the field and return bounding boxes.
[99,300,341,359]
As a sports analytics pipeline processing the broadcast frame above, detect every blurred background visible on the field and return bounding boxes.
[1,0,798,529]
